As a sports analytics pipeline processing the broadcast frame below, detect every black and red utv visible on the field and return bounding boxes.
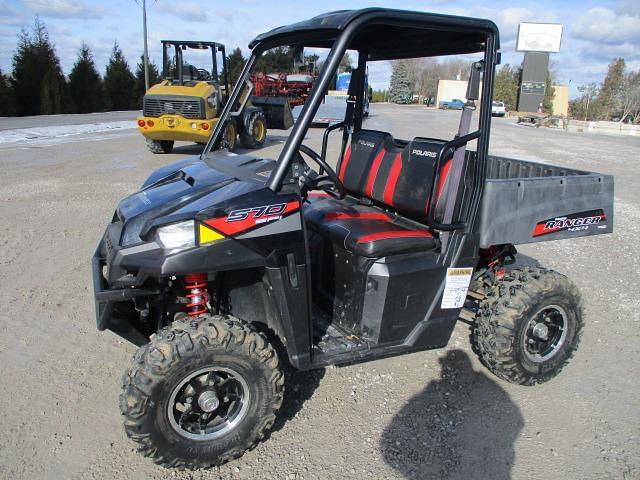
[92,8,614,468]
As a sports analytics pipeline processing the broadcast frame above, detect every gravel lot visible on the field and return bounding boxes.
[0,105,638,480]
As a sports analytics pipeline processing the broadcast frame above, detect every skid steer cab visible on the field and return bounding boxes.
[137,40,293,154]
[94,8,614,469]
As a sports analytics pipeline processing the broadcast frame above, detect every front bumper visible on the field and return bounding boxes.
[137,115,218,142]
[91,220,236,343]
[92,224,160,345]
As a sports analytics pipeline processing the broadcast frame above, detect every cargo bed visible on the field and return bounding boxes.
[479,156,614,247]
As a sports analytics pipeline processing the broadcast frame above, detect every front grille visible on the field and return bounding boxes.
[104,233,114,257]
[143,95,204,119]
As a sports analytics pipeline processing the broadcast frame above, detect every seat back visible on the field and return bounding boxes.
[337,130,452,223]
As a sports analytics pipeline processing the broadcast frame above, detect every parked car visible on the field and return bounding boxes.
[492,101,507,117]
[439,98,465,110]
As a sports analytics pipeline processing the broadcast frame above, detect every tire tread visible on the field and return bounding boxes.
[471,266,584,386]
[120,316,284,469]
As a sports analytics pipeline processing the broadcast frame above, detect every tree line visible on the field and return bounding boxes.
[9,17,634,122]
[387,58,555,112]
[0,19,354,118]
[385,55,639,122]
[569,58,640,122]
[0,18,164,116]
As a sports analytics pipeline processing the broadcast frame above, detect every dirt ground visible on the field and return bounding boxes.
[0,105,638,480]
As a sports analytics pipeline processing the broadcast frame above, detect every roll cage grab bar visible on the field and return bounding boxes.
[202,11,499,232]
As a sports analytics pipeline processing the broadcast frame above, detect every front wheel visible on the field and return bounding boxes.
[471,266,584,386]
[120,316,284,469]
[146,139,174,154]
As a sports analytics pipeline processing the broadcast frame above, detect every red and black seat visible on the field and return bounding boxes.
[304,129,453,257]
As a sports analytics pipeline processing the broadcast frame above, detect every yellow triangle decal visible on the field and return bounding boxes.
[199,224,224,244]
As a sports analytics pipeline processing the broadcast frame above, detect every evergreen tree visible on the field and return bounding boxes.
[68,43,103,113]
[596,58,625,120]
[339,53,353,73]
[225,47,245,87]
[389,61,413,104]
[493,64,520,111]
[103,42,136,111]
[40,66,65,114]
[254,47,294,73]
[0,68,13,115]
[133,55,161,108]
[11,18,66,115]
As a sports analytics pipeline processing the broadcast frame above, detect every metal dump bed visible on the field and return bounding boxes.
[479,156,614,247]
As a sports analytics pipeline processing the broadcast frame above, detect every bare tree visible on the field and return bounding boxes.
[395,57,473,101]
[577,83,599,121]
[617,71,640,123]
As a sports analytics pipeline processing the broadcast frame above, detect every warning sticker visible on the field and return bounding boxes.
[441,267,473,309]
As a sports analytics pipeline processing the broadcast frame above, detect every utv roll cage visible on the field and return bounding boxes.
[203,8,500,232]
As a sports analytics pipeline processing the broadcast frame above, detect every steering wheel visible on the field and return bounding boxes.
[197,68,212,81]
[297,144,345,199]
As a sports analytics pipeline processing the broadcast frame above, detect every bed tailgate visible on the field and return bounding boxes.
[478,158,614,248]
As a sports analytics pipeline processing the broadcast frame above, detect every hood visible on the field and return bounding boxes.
[145,80,215,98]
[117,151,277,246]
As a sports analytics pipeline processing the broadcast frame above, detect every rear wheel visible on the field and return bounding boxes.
[240,110,267,149]
[120,316,284,469]
[471,266,584,386]
[146,139,174,154]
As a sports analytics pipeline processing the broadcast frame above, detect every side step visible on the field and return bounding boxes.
[312,309,369,356]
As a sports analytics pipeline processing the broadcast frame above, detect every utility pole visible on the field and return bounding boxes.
[136,0,156,91]
[142,0,149,91]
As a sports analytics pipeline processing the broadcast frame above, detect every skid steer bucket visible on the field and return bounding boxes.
[251,96,294,130]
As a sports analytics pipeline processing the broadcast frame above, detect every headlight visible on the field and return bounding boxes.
[156,220,195,251]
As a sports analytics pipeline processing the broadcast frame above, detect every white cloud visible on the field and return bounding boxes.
[0,2,31,26]
[22,0,105,19]
[0,0,639,102]
[500,7,531,29]
[161,3,209,22]
[573,7,640,45]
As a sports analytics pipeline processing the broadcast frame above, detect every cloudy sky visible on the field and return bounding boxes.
[1,0,638,97]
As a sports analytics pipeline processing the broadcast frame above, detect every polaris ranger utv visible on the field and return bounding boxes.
[93,9,614,469]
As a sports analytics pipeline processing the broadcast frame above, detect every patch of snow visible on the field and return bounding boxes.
[0,121,136,146]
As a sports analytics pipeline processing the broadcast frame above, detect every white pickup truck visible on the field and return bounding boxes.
[491,101,507,117]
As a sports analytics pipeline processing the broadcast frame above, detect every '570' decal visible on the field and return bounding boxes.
[227,203,287,223]
[203,200,300,236]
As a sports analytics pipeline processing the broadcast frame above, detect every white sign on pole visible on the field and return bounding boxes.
[516,23,563,53]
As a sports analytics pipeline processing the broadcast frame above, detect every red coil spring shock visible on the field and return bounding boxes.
[184,273,209,316]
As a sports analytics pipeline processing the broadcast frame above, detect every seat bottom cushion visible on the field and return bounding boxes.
[304,194,436,257]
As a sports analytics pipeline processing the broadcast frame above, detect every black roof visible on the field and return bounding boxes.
[161,40,224,49]
[249,8,499,60]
